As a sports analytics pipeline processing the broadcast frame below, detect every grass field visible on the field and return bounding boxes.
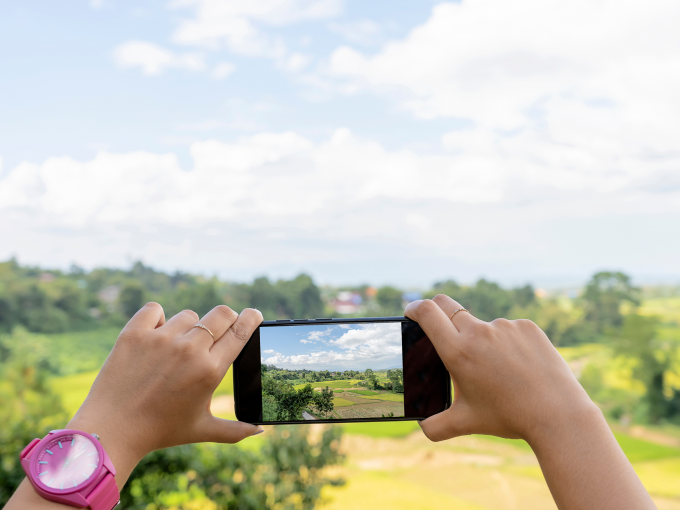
[326,389,405,419]
[49,334,680,509]
[294,379,365,390]
[332,397,356,407]
[355,392,404,403]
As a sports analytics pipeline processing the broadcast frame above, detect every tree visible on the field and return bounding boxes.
[363,369,380,390]
[120,426,344,509]
[312,387,335,418]
[513,284,536,308]
[463,279,514,321]
[171,281,221,317]
[612,314,678,422]
[376,286,403,315]
[0,297,12,332]
[118,282,146,319]
[583,272,640,334]
[248,277,282,319]
[0,330,69,506]
[278,274,324,319]
[429,279,514,321]
[387,369,404,393]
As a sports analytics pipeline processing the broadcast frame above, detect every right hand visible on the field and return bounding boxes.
[405,295,599,444]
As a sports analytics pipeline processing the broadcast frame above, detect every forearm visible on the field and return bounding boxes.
[529,404,655,510]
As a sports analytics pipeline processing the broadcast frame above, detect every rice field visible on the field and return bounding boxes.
[51,358,680,510]
[332,397,356,407]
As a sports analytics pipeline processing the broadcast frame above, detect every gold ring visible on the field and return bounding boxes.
[449,308,469,320]
[192,323,215,341]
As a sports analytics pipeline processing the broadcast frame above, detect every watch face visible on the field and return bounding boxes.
[35,433,100,491]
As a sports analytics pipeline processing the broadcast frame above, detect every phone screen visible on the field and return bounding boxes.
[260,321,405,421]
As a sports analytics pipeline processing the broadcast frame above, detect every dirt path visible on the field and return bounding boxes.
[302,411,317,420]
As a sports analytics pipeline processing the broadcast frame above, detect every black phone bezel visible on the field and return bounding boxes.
[233,317,452,425]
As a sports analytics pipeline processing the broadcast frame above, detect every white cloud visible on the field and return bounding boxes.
[328,1,680,126]
[0,129,506,227]
[175,120,228,131]
[263,348,394,368]
[262,349,280,355]
[306,329,332,342]
[2,124,680,282]
[113,41,205,75]
[1,127,678,231]
[329,19,383,46]
[329,323,401,352]
[212,61,235,79]
[277,52,311,72]
[171,0,342,57]
[324,0,680,205]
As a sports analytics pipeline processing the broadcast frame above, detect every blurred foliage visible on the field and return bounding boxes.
[376,286,403,316]
[612,314,680,423]
[427,279,516,321]
[0,259,326,331]
[583,271,640,334]
[2,258,680,507]
[225,274,324,320]
[122,426,344,510]
[0,329,70,506]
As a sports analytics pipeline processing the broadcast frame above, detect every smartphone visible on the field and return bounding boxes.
[233,317,451,425]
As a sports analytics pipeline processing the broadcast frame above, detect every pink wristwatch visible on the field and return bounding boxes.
[21,429,120,510]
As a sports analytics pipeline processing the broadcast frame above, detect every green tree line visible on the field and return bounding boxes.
[1,259,679,423]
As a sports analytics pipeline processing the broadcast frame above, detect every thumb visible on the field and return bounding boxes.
[419,400,476,442]
[199,416,264,444]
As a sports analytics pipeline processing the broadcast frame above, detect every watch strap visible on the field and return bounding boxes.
[86,473,120,510]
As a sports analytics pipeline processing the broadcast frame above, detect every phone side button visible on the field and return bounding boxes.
[315,318,332,320]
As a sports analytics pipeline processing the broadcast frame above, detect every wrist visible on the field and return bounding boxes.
[66,413,146,489]
[524,399,605,454]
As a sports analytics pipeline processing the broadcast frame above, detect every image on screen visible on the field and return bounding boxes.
[260,322,404,422]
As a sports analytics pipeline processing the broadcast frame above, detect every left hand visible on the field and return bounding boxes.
[67,303,264,485]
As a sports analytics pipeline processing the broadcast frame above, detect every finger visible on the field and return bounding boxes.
[432,294,483,331]
[124,302,165,330]
[419,400,476,441]
[404,299,460,362]
[199,416,263,444]
[210,308,263,374]
[162,309,200,335]
[187,305,239,350]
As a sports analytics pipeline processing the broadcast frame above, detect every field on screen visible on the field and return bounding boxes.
[260,322,405,421]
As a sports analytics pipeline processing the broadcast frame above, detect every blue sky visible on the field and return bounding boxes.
[1,0,680,288]
[260,322,402,371]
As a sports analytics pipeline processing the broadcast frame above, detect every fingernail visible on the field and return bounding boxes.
[252,428,264,435]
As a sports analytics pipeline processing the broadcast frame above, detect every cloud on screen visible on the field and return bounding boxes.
[262,322,402,369]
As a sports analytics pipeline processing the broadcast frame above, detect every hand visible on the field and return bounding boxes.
[405,295,598,443]
[67,303,264,485]
[405,295,656,510]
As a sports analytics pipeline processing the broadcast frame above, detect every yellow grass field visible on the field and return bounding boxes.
[52,343,680,510]
[332,397,356,407]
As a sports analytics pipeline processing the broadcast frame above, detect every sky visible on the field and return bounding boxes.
[1,0,679,288]
[260,322,403,371]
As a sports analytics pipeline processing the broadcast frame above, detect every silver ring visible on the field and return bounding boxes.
[192,323,215,341]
